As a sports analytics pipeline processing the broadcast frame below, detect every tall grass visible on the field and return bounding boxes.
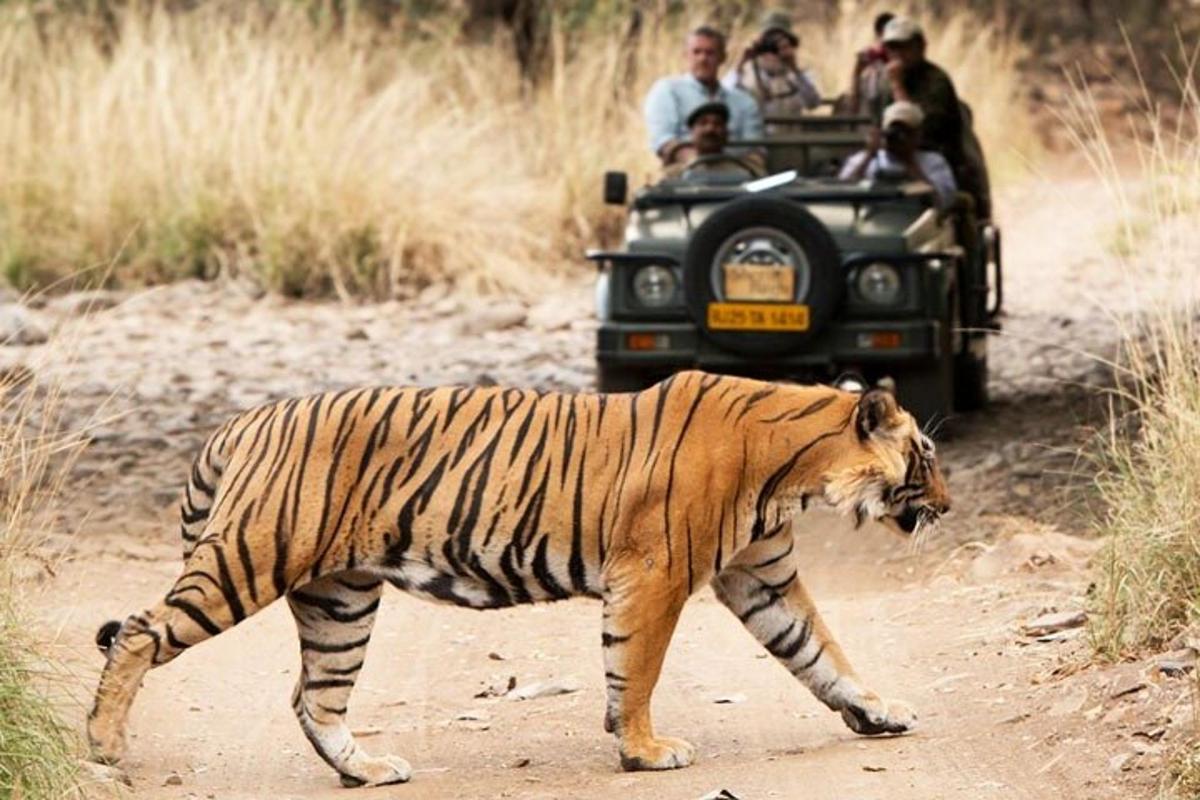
[0,2,1032,298]
[1065,43,1200,659]
[0,365,88,797]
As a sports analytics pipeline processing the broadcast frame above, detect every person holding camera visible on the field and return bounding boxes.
[847,12,895,117]
[876,17,964,175]
[723,10,821,118]
[838,101,957,209]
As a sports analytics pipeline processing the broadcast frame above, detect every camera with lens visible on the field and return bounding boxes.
[750,35,780,56]
[882,125,909,148]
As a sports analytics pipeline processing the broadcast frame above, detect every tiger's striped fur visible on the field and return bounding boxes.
[87,370,948,785]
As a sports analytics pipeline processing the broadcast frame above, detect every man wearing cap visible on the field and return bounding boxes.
[839,100,957,209]
[643,25,764,166]
[724,9,822,118]
[877,16,965,171]
[846,12,896,117]
[664,101,763,179]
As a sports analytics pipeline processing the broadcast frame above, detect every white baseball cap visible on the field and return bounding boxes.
[881,16,923,44]
[882,100,925,129]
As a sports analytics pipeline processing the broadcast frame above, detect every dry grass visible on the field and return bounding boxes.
[0,3,1034,298]
[0,349,90,798]
[1058,41,1200,661]
[1047,40,1200,797]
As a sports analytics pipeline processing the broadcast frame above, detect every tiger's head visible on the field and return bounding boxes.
[820,388,951,537]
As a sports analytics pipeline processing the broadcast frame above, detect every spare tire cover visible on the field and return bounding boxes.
[683,196,843,356]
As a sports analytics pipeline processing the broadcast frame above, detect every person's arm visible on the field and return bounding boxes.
[839,151,869,181]
[839,132,879,181]
[744,95,765,140]
[643,79,681,159]
[848,51,868,111]
[885,59,910,102]
[921,72,965,161]
[721,66,740,91]
[797,68,823,109]
[916,152,958,208]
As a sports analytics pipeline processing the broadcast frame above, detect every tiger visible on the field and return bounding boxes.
[87,370,949,787]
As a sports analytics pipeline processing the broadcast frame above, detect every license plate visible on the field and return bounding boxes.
[723,263,795,301]
[707,302,810,331]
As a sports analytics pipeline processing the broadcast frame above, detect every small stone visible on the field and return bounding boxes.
[1132,727,1166,742]
[457,720,491,732]
[1156,648,1196,677]
[0,305,48,345]
[46,290,122,316]
[862,765,887,772]
[488,651,505,661]
[1021,610,1086,637]
[117,541,161,561]
[457,304,526,336]
[345,327,369,341]
[164,772,184,786]
[510,757,532,768]
[713,693,747,704]
[431,297,460,316]
[78,760,132,787]
[1110,679,1147,699]
[698,791,741,800]
[1102,705,1131,725]
[506,677,581,701]
[454,711,490,722]
[1048,686,1089,716]
[351,726,383,737]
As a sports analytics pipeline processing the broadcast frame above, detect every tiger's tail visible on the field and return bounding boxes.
[178,421,234,560]
[95,421,236,654]
[94,620,122,654]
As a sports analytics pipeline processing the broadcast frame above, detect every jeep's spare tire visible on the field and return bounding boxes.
[683,196,842,356]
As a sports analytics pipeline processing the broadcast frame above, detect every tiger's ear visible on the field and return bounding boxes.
[855,388,899,440]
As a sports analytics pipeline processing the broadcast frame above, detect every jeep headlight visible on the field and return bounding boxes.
[632,265,677,308]
[856,262,903,306]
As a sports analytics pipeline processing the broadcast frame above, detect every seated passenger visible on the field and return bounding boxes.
[839,101,957,208]
[664,102,764,179]
[723,10,821,118]
[643,25,764,166]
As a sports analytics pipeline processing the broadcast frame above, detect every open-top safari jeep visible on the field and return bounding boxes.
[590,110,1002,425]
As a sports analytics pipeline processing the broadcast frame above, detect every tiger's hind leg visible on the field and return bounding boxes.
[88,537,282,764]
[712,526,916,736]
[601,555,695,771]
[287,572,410,788]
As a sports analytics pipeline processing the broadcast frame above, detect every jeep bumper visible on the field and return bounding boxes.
[596,318,946,371]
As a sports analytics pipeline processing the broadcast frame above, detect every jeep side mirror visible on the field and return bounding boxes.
[603,171,628,206]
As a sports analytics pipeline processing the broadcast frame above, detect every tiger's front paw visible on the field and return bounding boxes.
[338,754,412,788]
[840,697,916,736]
[86,717,126,766]
[619,736,696,771]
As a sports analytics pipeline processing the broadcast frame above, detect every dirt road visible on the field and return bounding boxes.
[15,168,1190,799]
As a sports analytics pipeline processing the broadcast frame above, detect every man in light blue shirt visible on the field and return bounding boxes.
[839,100,958,209]
[643,26,765,167]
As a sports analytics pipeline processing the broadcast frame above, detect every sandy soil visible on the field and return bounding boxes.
[11,168,1196,799]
